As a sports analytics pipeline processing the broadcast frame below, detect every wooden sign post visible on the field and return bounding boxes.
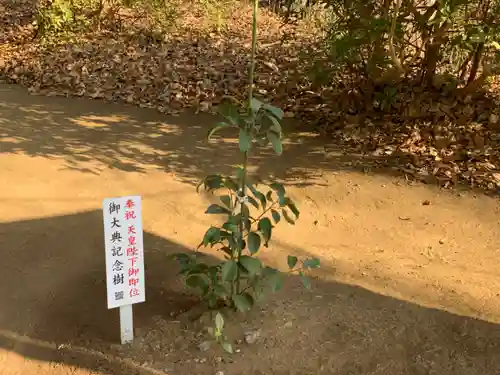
[102,196,146,344]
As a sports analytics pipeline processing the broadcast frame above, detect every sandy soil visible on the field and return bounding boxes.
[1,84,500,375]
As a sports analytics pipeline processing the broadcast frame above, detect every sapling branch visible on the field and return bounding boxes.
[173,0,319,353]
[236,0,259,296]
[249,201,279,223]
[388,0,405,74]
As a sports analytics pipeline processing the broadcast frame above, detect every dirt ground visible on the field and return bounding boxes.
[1,83,500,375]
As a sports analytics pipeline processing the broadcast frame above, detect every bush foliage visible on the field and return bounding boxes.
[36,0,500,92]
[322,0,500,90]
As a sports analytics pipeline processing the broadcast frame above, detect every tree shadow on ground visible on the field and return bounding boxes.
[1,210,500,374]
[0,209,199,374]
[0,83,427,189]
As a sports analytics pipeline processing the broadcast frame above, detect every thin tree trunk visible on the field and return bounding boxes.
[467,43,485,86]
[421,21,449,86]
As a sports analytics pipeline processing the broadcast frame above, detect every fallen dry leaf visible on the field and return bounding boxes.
[0,0,499,194]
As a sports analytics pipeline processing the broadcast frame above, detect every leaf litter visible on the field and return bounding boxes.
[0,0,499,194]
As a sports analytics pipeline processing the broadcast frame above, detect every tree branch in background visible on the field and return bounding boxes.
[388,0,405,74]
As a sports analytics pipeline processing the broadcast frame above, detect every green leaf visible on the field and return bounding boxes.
[222,341,234,354]
[247,196,259,209]
[239,255,262,276]
[202,227,221,246]
[299,271,311,289]
[269,183,285,198]
[255,191,267,209]
[186,263,210,276]
[220,195,232,209]
[222,222,238,233]
[239,129,252,152]
[221,260,238,282]
[228,214,251,232]
[248,184,266,210]
[226,235,237,252]
[232,292,254,312]
[282,209,296,225]
[247,232,261,254]
[170,253,192,264]
[241,203,250,220]
[207,266,220,283]
[219,246,233,257]
[198,175,223,192]
[218,102,240,126]
[271,209,280,223]
[250,97,264,114]
[224,177,239,192]
[287,255,298,269]
[287,201,300,219]
[266,270,284,292]
[229,213,242,225]
[263,103,284,120]
[215,312,224,331]
[220,230,233,240]
[265,112,282,134]
[208,122,235,139]
[185,275,209,294]
[244,218,252,231]
[266,190,273,201]
[205,204,231,215]
[262,266,278,276]
[253,285,264,303]
[275,193,289,206]
[179,262,196,274]
[213,284,229,298]
[303,258,321,269]
[257,217,272,245]
[267,131,283,155]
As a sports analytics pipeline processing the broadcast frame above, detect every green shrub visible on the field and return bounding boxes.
[171,0,320,352]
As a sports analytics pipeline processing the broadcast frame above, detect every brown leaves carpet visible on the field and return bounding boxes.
[1,0,499,193]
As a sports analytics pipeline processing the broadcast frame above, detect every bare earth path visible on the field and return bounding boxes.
[1,84,500,375]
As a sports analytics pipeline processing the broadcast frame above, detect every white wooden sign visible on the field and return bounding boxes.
[103,195,145,344]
